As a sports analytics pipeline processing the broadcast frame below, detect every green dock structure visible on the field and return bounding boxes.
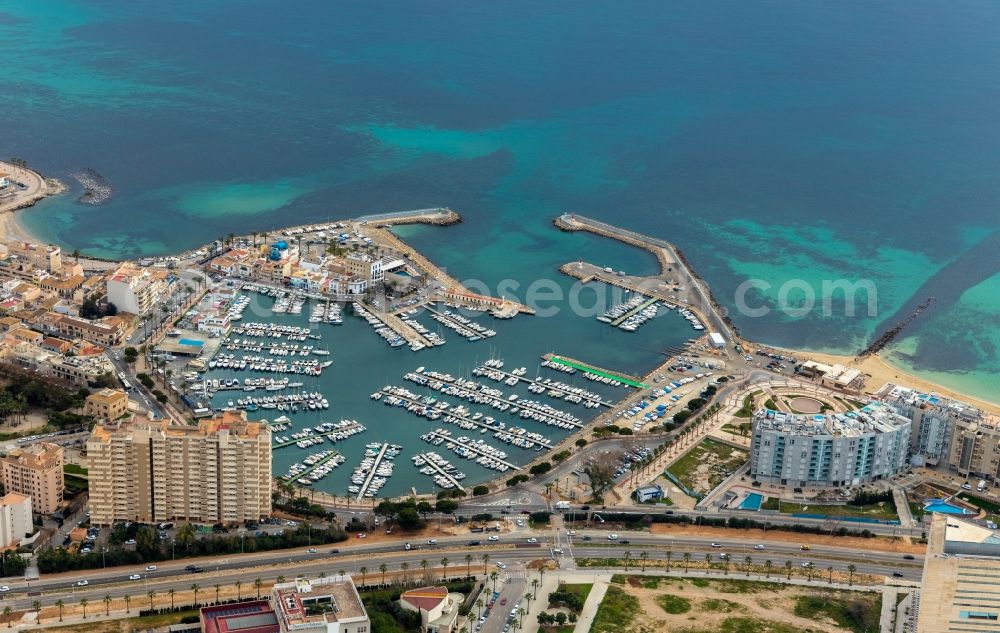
[542,353,649,389]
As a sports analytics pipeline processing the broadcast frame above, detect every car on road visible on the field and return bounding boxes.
[404,542,412,550]
[800,545,811,551]
[488,535,500,542]
[76,580,89,587]
[496,562,507,570]
[801,562,814,568]
[903,554,915,560]
[710,542,722,548]
[608,533,619,540]
[468,540,482,546]
[500,597,507,606]
[427,539,438,545]
[527,538,537,543]
[582,535,592,541]
[146,565,157,571]
[753,544,765,550]
[719,553,729,560]
[307,548,317,554]
[356,533,367,539]
[129,574,141,580]
[620,539,630,545]
[125,539,136,545]
[892,572,904,578]
[0,587,9,593]
[566,530,576,536]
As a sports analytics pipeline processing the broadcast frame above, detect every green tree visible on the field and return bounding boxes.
[104,595,112,616]
[441,557,449,581]
[191,583,200,607]
[254,578,262,599]
[55,599,65,622]
[80,597,88,619]
[3,605,11,628]
[135,525,159,557]
[147,590,156,611]
[847,563,856,586]
[176,523,196,551]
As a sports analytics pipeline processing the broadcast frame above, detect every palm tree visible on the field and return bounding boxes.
[360,567,368,586]
[32,601,41,624]
[441,558,450,581]
[827,566,834,584]
[214,583,221,604]
[465,554,473,578]
[683,552,692,573]
[531,578,539,600]
[125,594,131,613]
[104,594,112,616]
[489,571,499,592]
[524,593,533,612]
[482,553,490,574]
[236,580,242,601]
[254,578,263,599]
[379,563,388,585]
[191,583,201,607]
[55,599,65,622]
[476,598,484,619]
[80,597,88,619]
[276,576,286,584]
[639,551,649,572]
[704,553,711,570]
[784,560,793,580]
[764,560,773,578]
[623,551,632,572]
[665,550,673,570]
[3,605,11,627]
[847,563,856,586]
[723,556,730,575]
[169,588,176,610]
[420,560,428,580]
[744,556,753,576]
[401,561,410,585]
[148,590,156,611]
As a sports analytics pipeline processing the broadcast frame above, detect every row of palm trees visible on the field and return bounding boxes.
[626,402,724,488]
[611,549,858,585]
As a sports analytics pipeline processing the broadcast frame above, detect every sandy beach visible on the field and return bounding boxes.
[769,345,1000,415]
[0,159,64,244]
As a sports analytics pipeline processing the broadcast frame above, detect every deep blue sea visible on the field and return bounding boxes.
[3,0,999,412]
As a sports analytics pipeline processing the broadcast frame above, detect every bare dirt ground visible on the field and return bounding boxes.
[649,522,926,554]
[625,576,874,632]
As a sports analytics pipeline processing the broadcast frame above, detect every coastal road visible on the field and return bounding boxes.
[0,531,921,613]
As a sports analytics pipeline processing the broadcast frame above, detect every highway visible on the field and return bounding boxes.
[0,530,922,613]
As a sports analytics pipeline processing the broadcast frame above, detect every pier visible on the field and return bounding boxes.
[272,420,366,449]
[610,296,659,327]
[413,451,466,491]
[421,429,522,471]
[375,387,555,448]
[423,305,494,339]
[356,443,390,501]
[283,451,343,482]
[541,353,648,388]
[471,364,612,408]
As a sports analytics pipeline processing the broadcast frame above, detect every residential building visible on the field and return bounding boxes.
[399,586,463,633]
[343,253,383,284]
[85,388,130,421]
[106,263,166,316]
[916,514,1000,632]
[86,410,271,525]
[0,443,64,515]
[632,484,664,503]
[272,576,370,633]
[0,492,33,548]
[0,241,62,275]
[749,403,911,487]
[797,361,865,394]
[56,314,125,346]
[201,600,279,633]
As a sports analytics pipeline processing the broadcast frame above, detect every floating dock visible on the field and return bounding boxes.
[421,429,521,471]
[542,353,648,388]
[610,296,659,327]
[413,451,466,491]
[472,364,612,408]
[356,443,390,501]
[284,451,343,482]
[272,420,366,449]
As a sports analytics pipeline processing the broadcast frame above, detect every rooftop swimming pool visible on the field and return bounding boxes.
[924,499,976,515]
[738,492,764,511]
[178,338,204,347]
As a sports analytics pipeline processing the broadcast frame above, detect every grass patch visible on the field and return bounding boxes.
[766,500,897,521]
[793,593,881,633]
[700,598,746,613]
[677,617,802,633]
[590,586,640,633]
[734,394,754,418]
[960,494,1000,514]
[64,464,88,476]
[763,398,777,410]
[560,583,593,605]
[44,609,199,633]
[690,578,710,588]
[666,438,747,495]
[657,594,691,614]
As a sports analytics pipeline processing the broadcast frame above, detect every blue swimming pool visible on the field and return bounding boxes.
[739,492,764,510]
[924,499,976,515]
[178,338,204,347]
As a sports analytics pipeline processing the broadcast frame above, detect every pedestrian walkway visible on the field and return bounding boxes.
[893,487,915,528]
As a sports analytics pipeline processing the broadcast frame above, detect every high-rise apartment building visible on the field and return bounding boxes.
[0,442,64,515]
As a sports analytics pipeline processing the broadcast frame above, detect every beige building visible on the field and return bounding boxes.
[917,514,1000,632]
[400,586,463,633]
[0,492,33,548]
[106,263,166,316]
[948,416,1000,481]
[0,443,64,515]
[85,388,130,422]
[272,576,370,633]
[86,410,271,525]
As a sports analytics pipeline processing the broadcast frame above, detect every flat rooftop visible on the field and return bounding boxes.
[273,576,367,629]
[201,601,278,633]
[754,402,909,437]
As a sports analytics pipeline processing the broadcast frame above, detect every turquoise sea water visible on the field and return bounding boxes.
[3,0,999,404]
